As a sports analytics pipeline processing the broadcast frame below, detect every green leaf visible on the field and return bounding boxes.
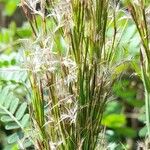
[102,114,126,128]
[5,1,17,16]
[115,127,137,138]
[113,80,136,100]
[138,111,146,123]
[16,28,32,38]
[7,133,19,144]
[0,87,10,105]
[1,115,12,122]
[1,30,10,43]
[24,140,33,148]
[4,93,13,109]
[9,98,19,114]
[113,80,129,92]
[0,109,6,114]
[21,114,30,127]
[112,63,129,79]
[15,102,27,120]
[3,60,9,67]
[11,59,16,65]
[125,98,144,107]
[5,123,20,130]
[131,60,141,77]
[104,101,122,115]
[139,126,147,137]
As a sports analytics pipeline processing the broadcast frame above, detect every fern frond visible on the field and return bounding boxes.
[0,87,30,144]
[0,88,29,130]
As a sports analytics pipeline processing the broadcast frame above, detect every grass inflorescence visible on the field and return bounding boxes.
[20,0,128,149]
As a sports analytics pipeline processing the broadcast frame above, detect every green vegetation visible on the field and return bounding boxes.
[0,0,150,149]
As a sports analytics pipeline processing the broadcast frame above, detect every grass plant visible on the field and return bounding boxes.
[127,0,150,141]
[20,0,125,149]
